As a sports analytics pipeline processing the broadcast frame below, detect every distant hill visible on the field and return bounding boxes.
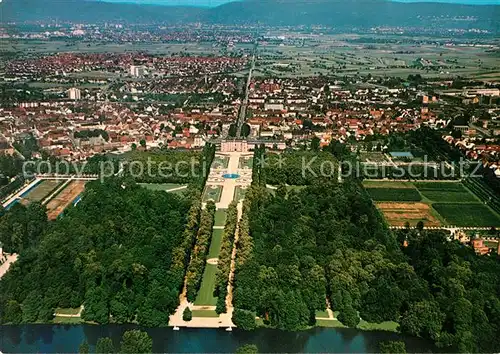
[0,0,204,23]
[1,0,499,32]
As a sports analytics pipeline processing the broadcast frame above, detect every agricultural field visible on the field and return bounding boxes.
[366,187,421,202]
[203,186,222,203]
[19,179,62,205]
[46,181,86,220]
[415,182,478,203]
[433,203,500,227]
[364,180,500,227]
[258,36,500,80]
[377,202,441,227]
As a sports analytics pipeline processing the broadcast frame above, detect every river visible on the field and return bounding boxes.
[0,325,438,353]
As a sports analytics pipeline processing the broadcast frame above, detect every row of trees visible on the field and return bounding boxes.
[185,201,216,302]
[79,329,152,354]
[0,177,197,326]
[215,201,238,313]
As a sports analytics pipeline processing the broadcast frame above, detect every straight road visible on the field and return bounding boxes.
[236,44,256,138]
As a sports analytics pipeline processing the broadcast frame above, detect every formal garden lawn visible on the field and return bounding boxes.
[203,186,222,202]
[191,309,219,317]
[208,229,224,259]
[238,156,253,169]
[315,310,330,318]
[212,156,229,169]
[213,210,227,227]
[193,264,218,306]
[233,186,247,202]
[432,203,500,227]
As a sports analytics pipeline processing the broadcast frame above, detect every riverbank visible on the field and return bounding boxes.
[0,324,437,353]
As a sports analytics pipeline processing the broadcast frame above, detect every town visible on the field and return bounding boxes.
[0,8,500,354]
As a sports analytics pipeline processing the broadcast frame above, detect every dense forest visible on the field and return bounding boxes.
[231,147,500,352]
[0,177,200,326]
[263,151,337,186]
[122,144,215,188]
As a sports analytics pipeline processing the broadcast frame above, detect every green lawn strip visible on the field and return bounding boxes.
[357,319,399,332]
[208,229,224,259]
[315,310,329,318]
[366,187,421,202]
[54,307,80,315]
[316,319,346,328]
[138,183,184,191]
[267,185,306,196]
[432,203,500,227]
[52,316,83,324]
[191,309,219,318]
[214,210,227,227]
[193,264,218,306]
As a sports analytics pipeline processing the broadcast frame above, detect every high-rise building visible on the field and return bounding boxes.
[68,87,81,100]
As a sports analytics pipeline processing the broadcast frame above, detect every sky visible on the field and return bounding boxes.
[100,0,499,6]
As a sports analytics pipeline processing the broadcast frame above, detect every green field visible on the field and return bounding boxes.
[203,186,222,202]
[208,229,224,259]
[432,203,500,227]
[214,210,227,227]
[419,190,478,203]
[366,187,422,202]
[194,264,218,306]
